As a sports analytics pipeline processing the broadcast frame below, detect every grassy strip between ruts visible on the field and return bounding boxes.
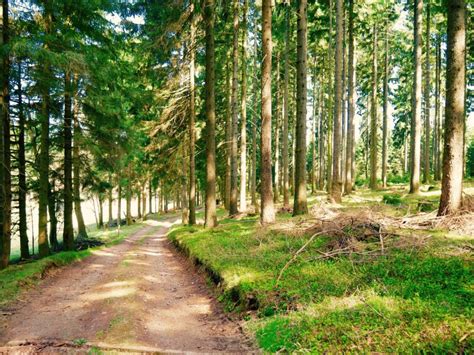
[0,222,146,309]
[168,213,473,353]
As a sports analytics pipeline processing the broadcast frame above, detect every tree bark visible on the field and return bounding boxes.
[260,0,275,224]
[73,76,88,238]
[188,1,196,225]
[409,0,423,194]
[204,0,217,227]
[330,0,343,202]
[370,24,378,190]
[38,4,52,258]
[423,0,431,183]
[293,0,308,215]
[229,0,239,216]
[108,173,113,225]
[0,0,11,267]
[63,70,74,250]
[382,22,389,188]
[17,60,29,259]
[344,0,355,194]
[225,56,231,211]
[240,0,248,212]
[251,35,258,210]
[274,52,280,203]
[48,182,58,250]
[282,3,290,208]
[438,0,465,215]
[434,34,442,181]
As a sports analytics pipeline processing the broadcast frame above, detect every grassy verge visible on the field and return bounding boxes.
[0,223,145,309]
[168,192,473,352]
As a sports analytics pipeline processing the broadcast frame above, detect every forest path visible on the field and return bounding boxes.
[0,219,254,354]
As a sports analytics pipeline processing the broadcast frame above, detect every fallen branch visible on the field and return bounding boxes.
[276,229,339,284]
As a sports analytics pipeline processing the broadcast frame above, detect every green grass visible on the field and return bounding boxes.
[0,223,145,308]
[169,193,474,352]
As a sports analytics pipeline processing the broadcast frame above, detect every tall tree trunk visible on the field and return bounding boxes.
[148,179,153,214]
[73,76,88,238]
[229,0,239,216]
[240,0,248,212]
[260,0,275,224]
[434,34,442,181]
[311,69,317,194]
[423,0,431,183]
[48,182,58,250]
[17,61,29,259]
[409,0,423,194]
[344,0,355,194]
[142,185,146,220]
[382,22,389,188]
[0,0,10,268]
[369,24,378,190]
[63,71,74,250]
[293,0,308,215]
[251,35,258,209]
[225,56,231,211]
[282,3,290,208]
[438,0,465,215]
[126,167,132,225]
[108,173,113,225]
[274,52,281,203]
[38,5,52,258]
[117,178,122,227]
[137,191,141,218]
[319,89,326,190]
[98,197,104,228]
[204,0,217,227]
[188,1,196,225]
[331,0,343,202]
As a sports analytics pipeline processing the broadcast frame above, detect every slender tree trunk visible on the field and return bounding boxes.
[117,178,122,226]
[63,71,74,250]
[188,2,196,225]
[434,34,442,181]
[423,0,431,183]
[204,0,217,227]
[229,0,239,216]
[274,52,281,203]
[0,0,10,268]
[293,0,308,215]
[438,0,465,215]
[98,197,104,228]
[410,0,423,194]
[240,0,248,212]
[319,90,325,190]
[311,70,317,194]
[260,0,275,224]
[108,173,113,225]
[344,0,355,194]
[142,185,146,220]
[225,56,231,211]
[126,167,132,225]
[282,3,290,208]
[382,22,389,188]
[251,36,258,210]
[137,191,141,218]
[17,61,29,259]
[48,182,58,250]
[148,179,153,214]
[38,6,52,258]
[370,24,378,190]
[331,0,343,202]
[73,76,88,238]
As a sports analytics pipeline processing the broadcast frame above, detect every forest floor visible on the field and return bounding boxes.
[170,182,474,352]
[0,217,254,353]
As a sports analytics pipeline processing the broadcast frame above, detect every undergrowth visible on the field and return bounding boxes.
[169,190,474,352]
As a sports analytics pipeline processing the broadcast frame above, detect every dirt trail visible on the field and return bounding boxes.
[0,219,254,354]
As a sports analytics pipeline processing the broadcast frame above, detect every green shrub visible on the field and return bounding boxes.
[383,193,403,205]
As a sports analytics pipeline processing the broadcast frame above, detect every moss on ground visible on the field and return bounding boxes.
[169,187,474,352]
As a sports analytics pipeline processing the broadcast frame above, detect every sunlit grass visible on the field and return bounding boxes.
[169,186,474,352]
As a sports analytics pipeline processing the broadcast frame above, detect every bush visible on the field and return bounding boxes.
[383,193,403,205]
